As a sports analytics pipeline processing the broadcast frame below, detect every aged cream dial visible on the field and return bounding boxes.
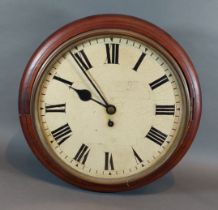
[33,34,188,184]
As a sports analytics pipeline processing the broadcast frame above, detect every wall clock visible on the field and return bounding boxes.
[19,14,202,192]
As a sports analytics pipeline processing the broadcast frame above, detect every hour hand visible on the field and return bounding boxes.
[69,87,91,101]
[69,86,107,108]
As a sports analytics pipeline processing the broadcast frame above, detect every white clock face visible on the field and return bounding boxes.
[34,34,189,184]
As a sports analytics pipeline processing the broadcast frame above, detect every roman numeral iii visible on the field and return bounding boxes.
[104,152,114,170]
[155,105,175,115]
[146,127,167,146]
[51,123,72,145]
[105,43,119,64]
[74,144,90,165]
[45,103,66,113]
[149,75,169,90]
[71,50,92,71]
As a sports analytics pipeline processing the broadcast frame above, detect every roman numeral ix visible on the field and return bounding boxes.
[104,152,114,170]
[71,50,92,71]
[73,144,90,165]
[45,103,66,113]
[105,43,119,64]
[146,127,167,146]
[51,123,72,145]
[155,105,175,115]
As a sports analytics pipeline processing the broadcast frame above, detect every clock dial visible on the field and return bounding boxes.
[33,34,189,184]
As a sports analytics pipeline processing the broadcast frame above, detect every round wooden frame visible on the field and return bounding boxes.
[19,14,202,192]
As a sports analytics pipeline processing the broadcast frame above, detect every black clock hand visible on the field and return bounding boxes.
[69,86,107,108]
[70,52,110,107]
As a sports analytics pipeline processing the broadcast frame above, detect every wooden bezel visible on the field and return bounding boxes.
[18,14,202,192]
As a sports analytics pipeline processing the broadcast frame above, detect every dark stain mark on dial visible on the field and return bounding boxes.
[108,120,114,127]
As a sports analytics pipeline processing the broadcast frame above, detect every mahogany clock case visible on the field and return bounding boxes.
[19,15,202,192]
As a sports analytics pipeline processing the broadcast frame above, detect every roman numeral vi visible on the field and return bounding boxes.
[71,50,92,71]
[104,152,114,170]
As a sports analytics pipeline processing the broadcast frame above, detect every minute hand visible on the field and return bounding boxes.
[70,51,109,107]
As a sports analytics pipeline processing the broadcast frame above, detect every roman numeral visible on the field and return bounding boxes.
[149,75,169,90]
[105,43,119,64]
[104,152,114,170]
[155,105,175,115]
[45,103,66,113]
[73,144,90,165]
[133,52,146,71]
[71,50,92,71]
[132,147,143,164]
[53,75,73,86]
[51,123,72,145]
[146,127,167,146]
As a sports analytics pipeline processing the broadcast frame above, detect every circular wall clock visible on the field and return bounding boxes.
[19,14,201,192]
